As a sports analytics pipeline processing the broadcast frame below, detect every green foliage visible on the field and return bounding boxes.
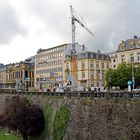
[0,129,21,140]
[134,65,140,86]
[45,105,53,135]
[105,63,140,88]
[53,105,70,140]
[0,96,45,140]
[40,104,53,140]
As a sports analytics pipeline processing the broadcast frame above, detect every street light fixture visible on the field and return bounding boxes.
[132,63,135,90]
[109,74,111,91]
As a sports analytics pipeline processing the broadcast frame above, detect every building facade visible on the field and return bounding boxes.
[65,51,110,90]
[110,36,140,69]
[35,44,66,91]
[6,57,35,91]
[35,43,84,91]
[0,64,7,88]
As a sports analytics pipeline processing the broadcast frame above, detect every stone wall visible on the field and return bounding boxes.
[1,94,140,140]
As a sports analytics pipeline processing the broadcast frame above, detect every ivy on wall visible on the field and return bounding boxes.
[53,105,70,140]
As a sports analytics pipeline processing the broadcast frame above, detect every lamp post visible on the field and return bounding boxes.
[109,74,111,91]
[132,63,135,90]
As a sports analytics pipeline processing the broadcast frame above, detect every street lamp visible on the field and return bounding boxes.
[109,74,111,91]
[132,63,135,90]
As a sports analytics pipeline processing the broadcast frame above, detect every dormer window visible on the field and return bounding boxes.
[121,46,124,50]
[130,53,134,62]
[121,55,125,63]
[137,53,140,62]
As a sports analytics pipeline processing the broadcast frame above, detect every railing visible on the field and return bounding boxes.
[1,90,140,98]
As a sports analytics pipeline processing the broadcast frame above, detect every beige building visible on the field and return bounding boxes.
[65,51,110,90]
[35,43,83,91]
[35,44,67,91]
[110,36,140,69]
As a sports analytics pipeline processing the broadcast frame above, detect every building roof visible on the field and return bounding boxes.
[0,64,4,68]
[117,36,140,52]
[37,43,69,53]
[65,49,111,60]
[24,56,35,63]
[77,51,110,60]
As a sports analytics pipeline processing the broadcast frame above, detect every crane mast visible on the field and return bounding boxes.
[70,5,76,54]
[69,5,94,90]
[70,5,94,54]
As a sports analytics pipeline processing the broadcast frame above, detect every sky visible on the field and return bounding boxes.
[0,0,140,64]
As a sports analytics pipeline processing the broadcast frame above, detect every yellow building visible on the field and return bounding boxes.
[6,57,34,91]
[110,36,140,69]
[65,51,110,90]
[0,64,7,88]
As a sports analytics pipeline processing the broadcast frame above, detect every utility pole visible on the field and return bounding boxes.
[132,63,135,90]
[109,74,111,91]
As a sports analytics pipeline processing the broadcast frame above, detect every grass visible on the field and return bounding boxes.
[0,129,21,140]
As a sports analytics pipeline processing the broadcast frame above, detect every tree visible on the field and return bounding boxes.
[117,63,132,88]
[134,65,140,87]
[0,96,45,140]
[105,63,133,88]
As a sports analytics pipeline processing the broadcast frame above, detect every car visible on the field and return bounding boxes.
[132,88,140,92]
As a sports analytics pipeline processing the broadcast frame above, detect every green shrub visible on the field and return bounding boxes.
[53,105,70,140]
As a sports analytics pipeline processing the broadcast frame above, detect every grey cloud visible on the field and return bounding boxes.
[24,0,71,39]
[20,0,140,52]
[79,0,140,53]
[0,0,27,44]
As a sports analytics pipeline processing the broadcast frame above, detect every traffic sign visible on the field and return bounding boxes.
[24,77,30,81]
[127,80,132,85]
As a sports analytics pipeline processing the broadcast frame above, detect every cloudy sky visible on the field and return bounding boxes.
[0,0,140,64]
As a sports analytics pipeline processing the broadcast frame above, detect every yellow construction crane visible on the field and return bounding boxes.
[69,5,94,90]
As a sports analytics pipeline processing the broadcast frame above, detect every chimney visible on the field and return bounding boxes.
[82,45,85,51]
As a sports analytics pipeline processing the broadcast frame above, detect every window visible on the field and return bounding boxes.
[36,78,39,82]
[121,55,125,63]
[96,70,100,79]
[66,63,69,69]
[96,61,99,69]
[137,53,140,62]
[130,54,134,63]
[91,74,94,79]
[130,44,133,49]
[81,61,85,69]
[97,70,100,74]
[102,62,104,69]
[106,62,109,69]
[102,71,104,79]
[90,60,94,68]
[82,71,85,78]
[81,53,85,58]
[90,70,94,78]
[131,57,134,62]
[121,46,124,50]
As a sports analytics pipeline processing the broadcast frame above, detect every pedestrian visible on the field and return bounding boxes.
[98,87,100,92]
[94,87,97,92]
